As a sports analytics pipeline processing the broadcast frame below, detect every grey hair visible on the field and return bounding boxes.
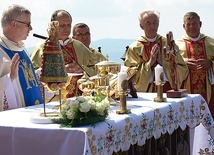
[183,12,200,23]
[138,9,160,23]
[1,4,31,28]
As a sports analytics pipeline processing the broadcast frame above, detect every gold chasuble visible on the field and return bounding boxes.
[176,34,214,108]
[124,34,188,93]
[124,35,166,92]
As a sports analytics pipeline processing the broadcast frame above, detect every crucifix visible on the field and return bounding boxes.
[164,31,188,98]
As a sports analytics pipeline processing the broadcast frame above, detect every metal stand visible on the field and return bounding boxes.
[116,79,131,114]
[154,81,167,102]
[40,87,62,117]
[116,90,131,114]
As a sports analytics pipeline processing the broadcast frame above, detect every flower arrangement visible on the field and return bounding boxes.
[53,94,109,127]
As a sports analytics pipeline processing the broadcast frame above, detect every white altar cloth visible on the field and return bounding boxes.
[0,93,213,155]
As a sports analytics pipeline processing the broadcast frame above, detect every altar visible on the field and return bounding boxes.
[0,93,213,155]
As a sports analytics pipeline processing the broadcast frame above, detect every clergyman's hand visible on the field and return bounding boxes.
[10,53,20,81]
[196,59,212,70]
[156,51,162,65]
[149,44,160,66]
[184,58,197,69]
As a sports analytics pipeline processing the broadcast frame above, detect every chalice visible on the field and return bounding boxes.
[94,60,121,105]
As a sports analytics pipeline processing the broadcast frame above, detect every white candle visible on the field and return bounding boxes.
[155,64,163,82]
[118,71,127,91]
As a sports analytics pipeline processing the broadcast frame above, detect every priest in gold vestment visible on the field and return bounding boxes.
[30,10,104,101]
[124,9,188,93]
[72,23,106,67]
[176,12,214,116]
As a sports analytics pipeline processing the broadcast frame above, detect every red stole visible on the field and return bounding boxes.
[61,43,77,64]
[184,38,207,100]
[61,43,82,98]
[141,37,171,92]
[141,38,162,67]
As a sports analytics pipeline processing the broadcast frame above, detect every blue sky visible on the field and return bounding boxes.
[0,0,214,47]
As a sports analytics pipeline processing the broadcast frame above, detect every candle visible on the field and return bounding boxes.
[118,71,127,91]
[155,64,163,82]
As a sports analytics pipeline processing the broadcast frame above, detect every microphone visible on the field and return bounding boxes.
[33,33,47,40]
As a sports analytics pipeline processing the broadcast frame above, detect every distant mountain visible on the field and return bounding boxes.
[91,38,134,64]
[26,38,135,64]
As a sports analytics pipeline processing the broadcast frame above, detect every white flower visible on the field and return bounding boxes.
[88,99,96,109]
[57,95,109,127]
[96,102,105,116]
[77,96,85,102]
[64,98,79,110]
[79,102,91,113]
[66,109,75,119]
[68,99,79,109]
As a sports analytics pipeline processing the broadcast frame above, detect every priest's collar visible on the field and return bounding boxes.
[0,34,24,51]
[187,34,201,41]
[146,35,157,42]
[2,34,24,47]
[59,38,70,46]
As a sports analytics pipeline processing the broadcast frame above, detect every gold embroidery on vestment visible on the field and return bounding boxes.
[20,59,38,89]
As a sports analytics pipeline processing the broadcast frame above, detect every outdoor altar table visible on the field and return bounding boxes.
[0,93,213,155]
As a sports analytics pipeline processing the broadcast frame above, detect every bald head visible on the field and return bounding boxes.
[50,10,72,41]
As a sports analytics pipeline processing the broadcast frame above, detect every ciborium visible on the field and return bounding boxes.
[77,71,88,89]
[93,59,121,105]
[80,80,95,96]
